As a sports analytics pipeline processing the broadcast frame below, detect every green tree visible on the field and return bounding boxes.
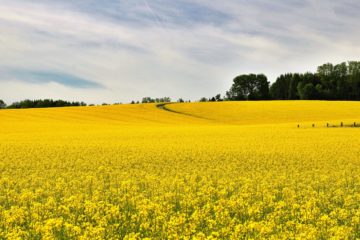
[301,83,319,99]
[317,63,337,99]
[142,97,155,103]
[270,74,291,100]
[348,61,360,100]
[226,74,269,100]
[333,62,348,99]
[215,94,222,101]
[289,74,301,99]
[0,100,6,109]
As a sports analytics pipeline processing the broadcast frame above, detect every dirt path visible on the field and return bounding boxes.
[156,103,212,121]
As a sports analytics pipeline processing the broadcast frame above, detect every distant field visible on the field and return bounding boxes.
[0,101,360,239]
[166,101,360,125]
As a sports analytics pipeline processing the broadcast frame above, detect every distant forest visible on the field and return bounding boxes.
[1,61,359,109]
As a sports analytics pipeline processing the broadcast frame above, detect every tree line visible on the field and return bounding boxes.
[139,97,171,104]
[0,99,87,109]
[1,61,359,109]
[224,61,360,101]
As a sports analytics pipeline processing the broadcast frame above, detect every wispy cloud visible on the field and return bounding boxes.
[0,0,360,103]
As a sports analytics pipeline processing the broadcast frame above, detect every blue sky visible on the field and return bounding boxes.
[0,0,360,104]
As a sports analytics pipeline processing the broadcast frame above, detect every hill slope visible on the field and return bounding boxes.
[165,101,360,125]
[1,101,359,128]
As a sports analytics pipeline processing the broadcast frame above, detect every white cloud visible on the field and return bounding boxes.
[0,0,360,104]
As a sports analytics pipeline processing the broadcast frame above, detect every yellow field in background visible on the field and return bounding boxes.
[0,101,360,239]
[166,101,360,125]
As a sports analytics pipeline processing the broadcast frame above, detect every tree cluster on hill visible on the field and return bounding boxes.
[5,99,87,109]
[141,97,171,103]
[226,61,360,101]
[177,98,191,103]
[199,94,223,102]
[271,62,360,100]
[226,74,270,100]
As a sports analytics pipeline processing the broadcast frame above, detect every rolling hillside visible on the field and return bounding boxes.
[165,101,360,125]
[1,101,359,128]
[0,101,360,239]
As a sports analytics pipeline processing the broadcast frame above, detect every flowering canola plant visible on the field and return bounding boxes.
[0,101,360,239]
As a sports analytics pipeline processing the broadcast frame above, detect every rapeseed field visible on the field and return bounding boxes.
[0,101,360,239]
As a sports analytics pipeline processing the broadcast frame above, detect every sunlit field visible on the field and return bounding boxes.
[1,101,360,239]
